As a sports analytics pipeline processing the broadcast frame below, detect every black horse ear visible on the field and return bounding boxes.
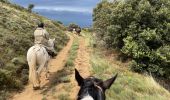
[75,69,84,86]
[101,73,118,90]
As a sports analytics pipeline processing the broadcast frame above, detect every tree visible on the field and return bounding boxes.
[28,4,34,12]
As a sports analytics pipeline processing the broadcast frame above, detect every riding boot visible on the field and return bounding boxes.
[47,51,57,58]
[33,86,40,90]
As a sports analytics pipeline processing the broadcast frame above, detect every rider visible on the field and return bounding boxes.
[34,22,57,57]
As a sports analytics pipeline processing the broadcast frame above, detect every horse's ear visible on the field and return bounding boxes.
[75,69,84,86]
[101,73,118,90]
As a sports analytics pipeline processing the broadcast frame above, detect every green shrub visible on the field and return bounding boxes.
[0,69,23,89]
[93,0,170,78]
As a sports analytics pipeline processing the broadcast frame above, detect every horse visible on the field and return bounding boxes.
[27,38,55,90]
[75,69,118,100]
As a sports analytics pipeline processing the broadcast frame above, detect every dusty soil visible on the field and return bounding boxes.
[12,33,91,100]
[69,36,91,100]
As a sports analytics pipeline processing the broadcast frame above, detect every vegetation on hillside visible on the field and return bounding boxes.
[0,1,68,99]
[93,0,170,79]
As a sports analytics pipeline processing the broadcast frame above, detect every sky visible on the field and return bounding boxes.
[10,0,100,27]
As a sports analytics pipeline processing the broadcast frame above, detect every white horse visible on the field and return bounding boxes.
[27,38,55,89]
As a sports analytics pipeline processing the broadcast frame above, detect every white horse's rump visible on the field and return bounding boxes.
[27,45,49,87]
[27,39,55,88]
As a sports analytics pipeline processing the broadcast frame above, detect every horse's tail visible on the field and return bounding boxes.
[27,47,40,87]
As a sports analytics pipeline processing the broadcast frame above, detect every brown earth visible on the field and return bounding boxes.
[69,36,91,100]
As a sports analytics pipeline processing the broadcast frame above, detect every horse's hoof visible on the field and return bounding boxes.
[33,86,40,90]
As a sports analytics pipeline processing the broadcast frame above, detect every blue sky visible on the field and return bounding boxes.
[10,0,100,27]
[10,0,100,13]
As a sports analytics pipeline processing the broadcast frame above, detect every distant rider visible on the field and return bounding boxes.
[34,22,57,57]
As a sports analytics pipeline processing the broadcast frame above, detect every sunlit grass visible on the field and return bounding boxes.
[58,94,70,100]
[65,38,79,68]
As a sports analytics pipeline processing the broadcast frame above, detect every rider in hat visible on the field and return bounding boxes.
[34,22,57,57]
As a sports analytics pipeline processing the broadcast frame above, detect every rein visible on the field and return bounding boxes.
[90,77,103,93]
[94,83,103,93]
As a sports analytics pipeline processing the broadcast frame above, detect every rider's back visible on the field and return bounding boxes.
[34,28,49,46]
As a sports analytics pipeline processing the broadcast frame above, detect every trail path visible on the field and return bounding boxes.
[12,33,73,100]
[69,35,91,99]
[43,34,91,100]
[13,33,91,100]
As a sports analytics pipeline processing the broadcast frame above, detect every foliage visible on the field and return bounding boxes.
[65,38,79,67]
[93,0,170,78]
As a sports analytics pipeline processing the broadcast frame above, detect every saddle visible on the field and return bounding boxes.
[33,44,56,58]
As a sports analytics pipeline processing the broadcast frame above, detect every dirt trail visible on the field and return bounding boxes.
[69,35,91,100]
[12,33,73,100]
[43,34,91,100]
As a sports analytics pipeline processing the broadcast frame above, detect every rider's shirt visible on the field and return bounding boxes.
[34,28,49,46]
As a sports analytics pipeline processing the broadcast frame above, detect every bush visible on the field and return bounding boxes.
[93,0,170,78]
[0,69,23,89]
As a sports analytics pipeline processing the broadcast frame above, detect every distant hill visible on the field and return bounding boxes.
[0,1,69,99]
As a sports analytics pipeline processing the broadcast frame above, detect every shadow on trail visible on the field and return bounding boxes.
[40,67,72,95]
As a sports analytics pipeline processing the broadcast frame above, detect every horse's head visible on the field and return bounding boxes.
[48,38,55,48]
[75,69,118,100]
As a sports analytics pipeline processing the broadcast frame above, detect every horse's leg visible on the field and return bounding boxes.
[28,61,40,89]
[37,63,45,77]
[44,61,50,80]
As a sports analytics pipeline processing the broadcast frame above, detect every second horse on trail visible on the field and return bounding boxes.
[73,28,81,36]
[27,39,55,90]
